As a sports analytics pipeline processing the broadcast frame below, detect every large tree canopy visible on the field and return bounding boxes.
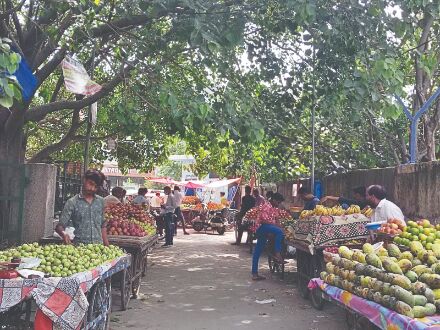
[2,0,440,183]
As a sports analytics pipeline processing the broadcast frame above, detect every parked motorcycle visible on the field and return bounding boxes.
[192,204,228,235]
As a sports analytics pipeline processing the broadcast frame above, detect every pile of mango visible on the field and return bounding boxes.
[321,242,440,318]
[394,219,440,249]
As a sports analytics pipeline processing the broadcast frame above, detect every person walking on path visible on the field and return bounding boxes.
[173,186,189,235]
[251,193,286,281]
[56,169,109,246]
[232,185,256,245]
[161,186,177,247]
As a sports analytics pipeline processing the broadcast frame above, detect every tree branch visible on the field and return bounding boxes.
[50,74,65,103]
[26,64,129,122]
[28,109,83,163]
[32,11,74,70]
[34,47,67,91]
[0,0,25,20]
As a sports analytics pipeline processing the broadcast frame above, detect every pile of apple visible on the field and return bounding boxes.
[105,203,156,237]
[378,218,405,235]
[0,243,124,277]
[107,219,146,237]
[105,203,155,224]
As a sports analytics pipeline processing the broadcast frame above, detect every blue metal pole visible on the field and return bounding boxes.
[395,86,440,163]
[410,120,417,163]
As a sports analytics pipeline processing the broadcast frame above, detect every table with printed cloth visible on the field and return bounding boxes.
[0,254,130,330]
[309,278,440,330]
[291,214,370,307]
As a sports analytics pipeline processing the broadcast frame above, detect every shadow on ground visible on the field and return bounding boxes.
[110,230,346,330]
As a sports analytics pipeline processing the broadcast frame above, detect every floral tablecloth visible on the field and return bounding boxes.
[293,214,370,248]
[309,278,440,330]
[0,254,130,330]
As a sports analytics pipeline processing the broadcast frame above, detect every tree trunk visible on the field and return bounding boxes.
[0,121,26,247]
[424,122,437,161]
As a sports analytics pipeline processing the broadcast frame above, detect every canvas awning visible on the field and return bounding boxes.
[179,181,206,189]
[146,177,181,185]
[205,178,241,188]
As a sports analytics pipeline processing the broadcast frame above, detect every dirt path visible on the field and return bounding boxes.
[110,230,346,330]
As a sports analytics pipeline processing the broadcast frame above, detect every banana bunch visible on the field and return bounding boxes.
[345,204,361,215]
[314,205,332,216]
[330,205,345,216]
[300,204,364,219]
[300,210,314,219]
[362,206,374,217]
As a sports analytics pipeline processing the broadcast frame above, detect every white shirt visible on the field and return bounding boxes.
[150,195,162,208]
[173,190,183,207]
[164,193,177,213]
[372,199,405,224]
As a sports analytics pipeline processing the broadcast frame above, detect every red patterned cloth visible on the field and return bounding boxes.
[0,255,129,330]
[248,202,282,232]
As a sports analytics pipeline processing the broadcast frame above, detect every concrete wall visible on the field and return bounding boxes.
[22,163,57,242]
[276,161,440,221]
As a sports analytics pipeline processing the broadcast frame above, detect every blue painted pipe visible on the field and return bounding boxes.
[395,86,440,163]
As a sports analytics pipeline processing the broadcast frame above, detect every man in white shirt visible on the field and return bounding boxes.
[161,186,177,247]
[150,192,163,209]
[173,186,189,235]
[366,185,405,224]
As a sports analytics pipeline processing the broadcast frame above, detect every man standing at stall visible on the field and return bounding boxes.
[320,186,368,209]
[253,188,265,207]
[103,186,125,208]
[366,185,405,224]
[232,185,256,245]
[161,186,177,247]
[56,169,109,246]
[297,186,320,210]
[132,187,150,208]
[173,186,189,235]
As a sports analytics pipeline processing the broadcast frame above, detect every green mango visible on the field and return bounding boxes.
[405,271,418,283]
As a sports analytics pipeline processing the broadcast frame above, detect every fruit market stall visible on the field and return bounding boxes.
[309,239,440,329]
[0,243,129,329]
[105,203,158,300]
[181,196,203,224]
[292,205,371,305]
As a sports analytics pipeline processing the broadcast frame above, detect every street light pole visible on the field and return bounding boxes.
[83,47,96,174]
[311,33,317,194]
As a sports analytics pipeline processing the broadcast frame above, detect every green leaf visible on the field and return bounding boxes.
[0,95,13,108]
[168,93,178,109]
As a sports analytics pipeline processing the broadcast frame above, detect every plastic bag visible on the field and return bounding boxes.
[53,226,75,240]
[18,257,41,269]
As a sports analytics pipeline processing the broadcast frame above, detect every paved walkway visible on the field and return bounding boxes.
[110,230,346,330]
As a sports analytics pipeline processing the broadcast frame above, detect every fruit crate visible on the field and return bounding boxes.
[108,234,158,300]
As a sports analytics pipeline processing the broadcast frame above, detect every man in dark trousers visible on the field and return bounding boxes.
[161,186,176,247]
[232,185,256,245]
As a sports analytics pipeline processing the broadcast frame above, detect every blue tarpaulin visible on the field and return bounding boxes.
[13,56,38,102]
